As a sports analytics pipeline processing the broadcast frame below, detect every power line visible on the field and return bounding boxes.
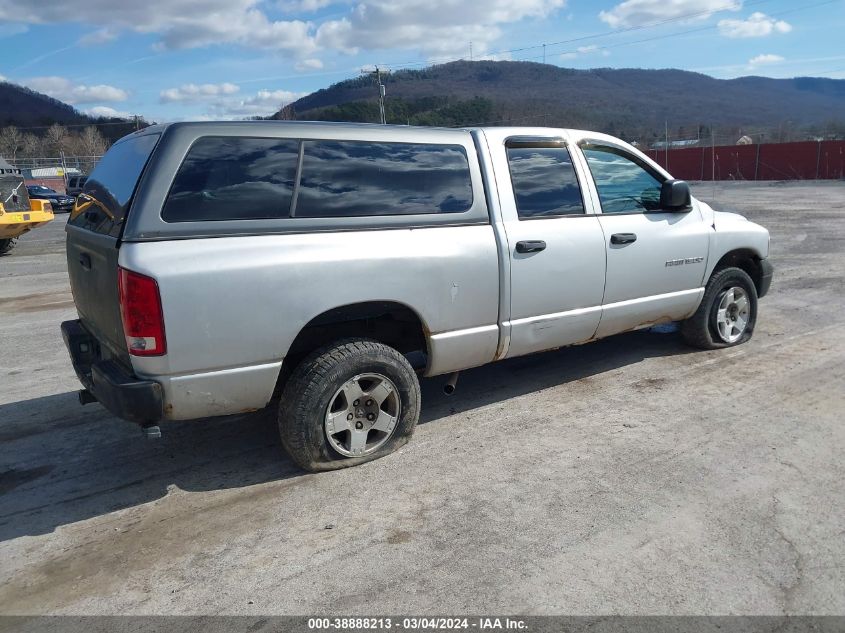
[380,0,775,70]
[497,0,839,66]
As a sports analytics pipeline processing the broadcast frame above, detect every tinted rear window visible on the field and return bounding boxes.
[162,137,299,222]
[506,144,585,218]
[70,133,159,237]
[295,141,473,218]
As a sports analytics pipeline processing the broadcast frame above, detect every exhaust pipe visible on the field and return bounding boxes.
[443,371,460,395]
[142,424,162,440]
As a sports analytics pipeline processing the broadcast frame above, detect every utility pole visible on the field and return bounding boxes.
[59,149,68,190]
[470,41,473,61]
[665,120,669,170]
[711,125,716,198]
[134,114,140,131]
[543,43,546,64]
[364,67,387,125]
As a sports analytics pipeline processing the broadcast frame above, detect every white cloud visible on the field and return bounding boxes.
[0,74,6,81]
[279,0,334,11]
[316,0,566,57]
[84,105,131,118]
[599,0,740,29]
[160,82,240,103]
[78,27,117,46]
[560,44,611,60]
[0,0,319,53]
[718,12,791,38]
[295,57,324,71]
[0,0,567,58]
[748,53,784,67]
[24,76,128,103]
[214,89,306,116]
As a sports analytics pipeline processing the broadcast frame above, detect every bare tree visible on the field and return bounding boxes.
[77,126,109,157]
[44,123,70,154]
[21,133,45,159]
[0,126,23,162]
[275,104,296,121]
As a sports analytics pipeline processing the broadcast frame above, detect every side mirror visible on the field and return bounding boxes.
[659,179,692,212]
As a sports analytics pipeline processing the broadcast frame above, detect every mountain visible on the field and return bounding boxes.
[278,61,845,141]
[0,81,141,141]
[0,81,89,127]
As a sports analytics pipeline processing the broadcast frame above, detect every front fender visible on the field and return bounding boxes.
[705,209,771,281]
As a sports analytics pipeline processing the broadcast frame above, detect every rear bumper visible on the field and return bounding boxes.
[61,320,164,425]
[758,259,774,299]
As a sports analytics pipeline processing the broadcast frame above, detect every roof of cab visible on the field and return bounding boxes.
[128,120,596,138]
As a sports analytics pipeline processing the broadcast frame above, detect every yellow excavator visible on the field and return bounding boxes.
[0,159,54,256]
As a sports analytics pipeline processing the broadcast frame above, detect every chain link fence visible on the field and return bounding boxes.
[14,155,103,193]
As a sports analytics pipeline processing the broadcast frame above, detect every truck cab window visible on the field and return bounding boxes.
[580,143,663,214]
[505,143,585,219]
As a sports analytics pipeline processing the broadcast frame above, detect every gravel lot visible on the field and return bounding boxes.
[1,181,843,615]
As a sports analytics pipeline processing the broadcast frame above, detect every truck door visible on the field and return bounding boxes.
[487,134,607,358]
[575,140,710,338]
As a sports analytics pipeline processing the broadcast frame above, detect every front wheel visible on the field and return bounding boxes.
[681,266,758,350]
[278,339,421,472]
[0,238,17,256]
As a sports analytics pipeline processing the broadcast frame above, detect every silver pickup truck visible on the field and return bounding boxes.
[62,121,773,471]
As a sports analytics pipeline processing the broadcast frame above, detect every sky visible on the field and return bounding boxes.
[0,0,843,123]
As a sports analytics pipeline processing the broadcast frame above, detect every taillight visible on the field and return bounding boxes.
[118,267,167,356]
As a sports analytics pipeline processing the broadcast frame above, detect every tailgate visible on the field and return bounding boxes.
[66,225,128,362]
[65,131,161,364]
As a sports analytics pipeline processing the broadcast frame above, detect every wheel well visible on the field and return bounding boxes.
[274,301,428,397]
[712,249,763,294]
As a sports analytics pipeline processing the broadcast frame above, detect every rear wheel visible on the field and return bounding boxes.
[0,238,17,256]
[681,266,758,349]
[278,339,421,472]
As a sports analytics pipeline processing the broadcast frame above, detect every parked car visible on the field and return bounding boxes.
[66,175,88,197]
[26,185,75,213]
[61,122,773,471]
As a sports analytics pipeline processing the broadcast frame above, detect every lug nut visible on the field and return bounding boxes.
[355,421,364,430]
[367,413,375,421]
[347,413,353,420]
[366,399,373,407]
[353,399,360,407]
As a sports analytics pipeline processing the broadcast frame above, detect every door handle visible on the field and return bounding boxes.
[516,240,547,254]
[79,253,92,270]
[610,233,637,245]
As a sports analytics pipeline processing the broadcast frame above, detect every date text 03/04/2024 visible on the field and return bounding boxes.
[307,617,528,630]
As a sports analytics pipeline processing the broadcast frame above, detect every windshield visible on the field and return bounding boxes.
[69,132,160,237]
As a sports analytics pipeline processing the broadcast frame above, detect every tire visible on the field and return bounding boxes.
[0,238,17,256]
[681,266,758,350]
[278,339,421,472]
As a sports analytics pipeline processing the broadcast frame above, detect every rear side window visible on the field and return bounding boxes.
[506,143,585,218]
[71,133,159,237]
[294,141,473,218]
[162,137,299,222]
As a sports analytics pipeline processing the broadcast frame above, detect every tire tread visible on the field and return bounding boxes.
[278,338,419,472]
[681,266,757,350]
